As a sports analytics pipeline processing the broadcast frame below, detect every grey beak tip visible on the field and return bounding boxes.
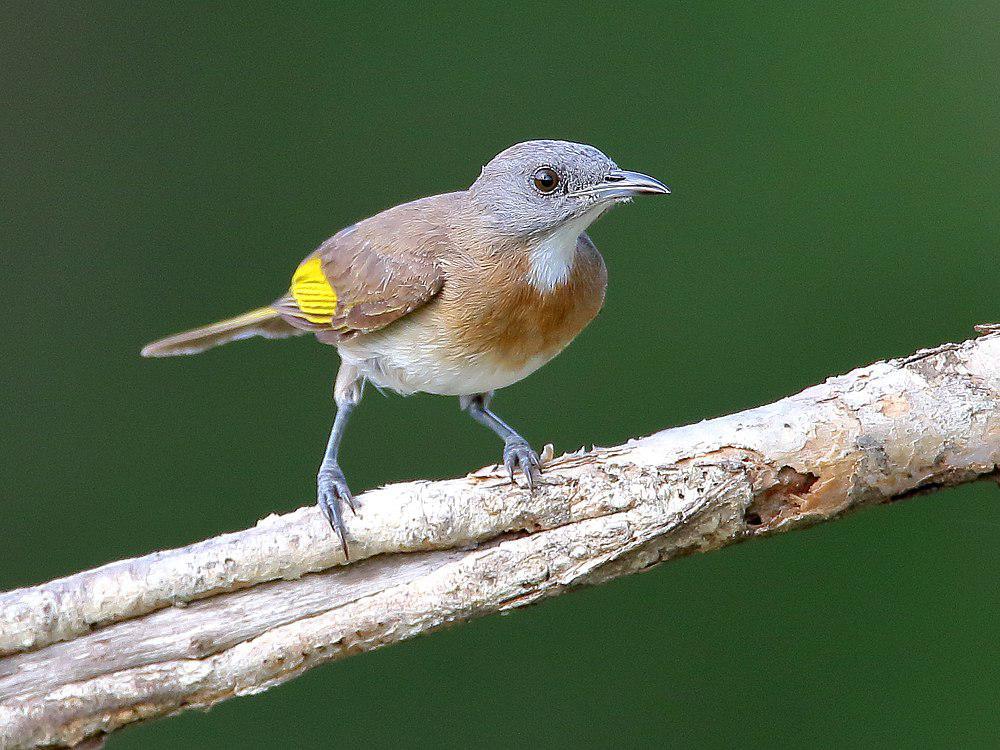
[619,170,670,196]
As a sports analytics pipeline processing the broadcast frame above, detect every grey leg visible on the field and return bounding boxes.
[462,392,541,489]
[318,363,364,557]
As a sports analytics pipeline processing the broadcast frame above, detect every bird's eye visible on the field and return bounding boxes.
[532,167,560,194]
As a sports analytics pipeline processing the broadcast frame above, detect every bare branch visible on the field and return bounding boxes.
[1,333,998,749]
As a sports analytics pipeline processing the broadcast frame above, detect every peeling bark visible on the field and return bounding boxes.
[1,332,998,749]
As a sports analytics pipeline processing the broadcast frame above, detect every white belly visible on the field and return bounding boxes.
[335,314,558,397]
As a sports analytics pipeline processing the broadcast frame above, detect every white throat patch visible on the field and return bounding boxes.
[525,206,607,293]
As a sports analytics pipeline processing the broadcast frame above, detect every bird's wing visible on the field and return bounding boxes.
[272,194,455,337]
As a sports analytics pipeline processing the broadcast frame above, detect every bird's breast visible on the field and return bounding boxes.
[336,235,606,396]
[436,235,607,381]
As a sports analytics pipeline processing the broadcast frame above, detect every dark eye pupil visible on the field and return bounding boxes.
[533,167,559,193]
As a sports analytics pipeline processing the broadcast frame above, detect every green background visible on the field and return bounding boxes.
[3,2,998,747]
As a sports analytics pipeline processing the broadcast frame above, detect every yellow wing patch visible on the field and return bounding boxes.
[289,257,337,324]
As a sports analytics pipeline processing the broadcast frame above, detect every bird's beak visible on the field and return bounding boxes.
[570,169,671,200]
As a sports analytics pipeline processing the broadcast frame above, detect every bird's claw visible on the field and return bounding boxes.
[317,464,356,559]
[503,438,541,490]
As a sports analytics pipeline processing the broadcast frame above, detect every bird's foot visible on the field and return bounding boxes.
[317,463,358,559]
[503,437,541,490]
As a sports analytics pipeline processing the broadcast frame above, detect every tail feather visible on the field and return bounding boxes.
[141,306,304,357]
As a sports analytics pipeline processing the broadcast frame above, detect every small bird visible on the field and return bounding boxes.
[143,140,669,554]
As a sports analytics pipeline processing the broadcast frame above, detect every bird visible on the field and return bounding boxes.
[142,140,669,556]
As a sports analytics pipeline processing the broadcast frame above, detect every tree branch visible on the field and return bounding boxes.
[2,333,998,749]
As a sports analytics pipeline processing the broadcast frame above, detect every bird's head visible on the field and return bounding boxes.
[468,140,669,237]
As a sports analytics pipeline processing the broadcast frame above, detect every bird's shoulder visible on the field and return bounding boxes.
[575,231,607,289]
[274,192,467,336]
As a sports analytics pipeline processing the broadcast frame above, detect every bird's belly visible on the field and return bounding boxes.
[335,313,562,397]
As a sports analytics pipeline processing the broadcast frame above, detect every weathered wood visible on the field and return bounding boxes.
[1,333,997,749]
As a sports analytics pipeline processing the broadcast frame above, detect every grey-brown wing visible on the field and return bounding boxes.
[272,194,456,336]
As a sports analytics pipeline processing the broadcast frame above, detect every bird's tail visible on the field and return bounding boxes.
[141,306,304,357]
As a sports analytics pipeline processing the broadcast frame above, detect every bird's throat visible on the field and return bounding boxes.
[525,205,608,293]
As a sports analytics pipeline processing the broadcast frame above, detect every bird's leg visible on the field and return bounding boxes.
[318,364,364,557]
[462,392,541,489]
